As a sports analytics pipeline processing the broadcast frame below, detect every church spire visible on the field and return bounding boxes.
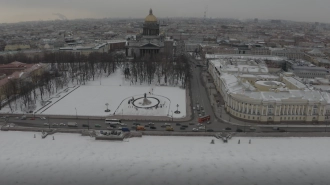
[149,8,153,15]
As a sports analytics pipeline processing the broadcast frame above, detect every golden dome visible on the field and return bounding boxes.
[145,9,157,23]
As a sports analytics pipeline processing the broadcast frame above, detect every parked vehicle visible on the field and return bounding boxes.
[20,115,27,120]
[122,128,130,132]
[273,127,279,130]
[119,123,127,126]
[95,124,101,128]
[164,123,171,126]
[224,127,232,131]
[180,127,186,130]
[67,122,78,127]
[107,126,114,130]
[192,128,199,132]
[59,123,64,126]
[82,124,89,127]
[150,126,156,129]
[182,125,189,128]
[52,123,58,126]
[176,123,181,126]
[44,123,49,126]
[133,123,141,126]
[206,129,214,132]
[148,122,155,125]
[40,117,46,120]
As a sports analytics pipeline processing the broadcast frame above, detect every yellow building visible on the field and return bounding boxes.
[4,44,31,51]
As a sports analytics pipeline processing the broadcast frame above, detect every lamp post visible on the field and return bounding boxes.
[105,103,109,111]
[171,111,173,121]
[48,117,50,129]
[176,104,179,112]
[75,107,77,120]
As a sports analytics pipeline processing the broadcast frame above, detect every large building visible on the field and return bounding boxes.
[207,54,329,123]
[126,9,173,58]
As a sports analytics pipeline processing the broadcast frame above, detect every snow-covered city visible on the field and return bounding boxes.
[2,2,330,185]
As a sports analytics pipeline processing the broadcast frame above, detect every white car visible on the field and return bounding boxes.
[164,123,171,126]
[197,123,204,126]
[192,128,199,132]
[148,122,155,125]
[193,107,196,110]
[52,123,58,126]
[120,123,127,126]
[118,127,122,130]
[198,114,202,117]
[198,126,205,130]
[40,117,46,120]
[59,123,65,126]
[44,123,49,126]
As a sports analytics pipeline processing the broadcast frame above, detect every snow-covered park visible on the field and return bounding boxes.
[1,131,330,185]
[0,69,186,118]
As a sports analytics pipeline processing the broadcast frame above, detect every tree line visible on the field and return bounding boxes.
[0,51,192,113]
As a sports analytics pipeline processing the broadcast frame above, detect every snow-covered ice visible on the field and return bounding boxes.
[1,131,330,185]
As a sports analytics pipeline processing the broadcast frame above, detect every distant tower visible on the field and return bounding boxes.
[254,18,258,23]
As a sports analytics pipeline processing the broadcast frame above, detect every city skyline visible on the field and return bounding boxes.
[0,0,329,23]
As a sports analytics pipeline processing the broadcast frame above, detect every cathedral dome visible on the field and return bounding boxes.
[145,9,157,23]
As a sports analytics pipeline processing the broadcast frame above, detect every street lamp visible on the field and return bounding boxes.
[171,111,173,121]
[75,107,77,119]
[88,117,89,130]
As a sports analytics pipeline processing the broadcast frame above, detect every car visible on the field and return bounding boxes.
[182,125,189,128]
[100,130,104,134]
[110,125,116,128]
[164,123,171,126]
[119,123,127,126]
[198,126,205,130]
[30,118,35,120]
[197,123,204,126]
[107,126,114,130]
[180,127,186,130]
[166,127,174,131]
[198,114,202,117]
[201,107,204,110]
[193,107,196,110]
[206,129,214,132]
[118,126,122,130]
[224,127,232,131]
[236,128,243,132]
[150,126,156,129]
[206,121,211,124]
[161,125,166,128]
[52,123,58,126]
[192,128,199,132]
[273,127,279,130]
[189,123,194,125]
[144,125,150,127]
[249,127,256,131]
[95,124,101,128]
[40,117,46,120]
[59,123,64,126]
[133,123,140,126]
[131,125,137,129]
[279,129,286,132]
[148,122,155,125]
[44,123,49,126]
[82,124,89,127]
[176,123,181,126]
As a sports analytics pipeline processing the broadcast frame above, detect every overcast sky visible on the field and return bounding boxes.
[0,0,329,23]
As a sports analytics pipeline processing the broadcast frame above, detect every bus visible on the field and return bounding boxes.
[198,115,210,123]
[105,118,122,125]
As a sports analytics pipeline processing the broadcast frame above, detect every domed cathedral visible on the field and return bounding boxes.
[126,9,174,58]
[143,9,159,36]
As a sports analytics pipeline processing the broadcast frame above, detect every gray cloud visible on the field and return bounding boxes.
[0,0,329,23]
